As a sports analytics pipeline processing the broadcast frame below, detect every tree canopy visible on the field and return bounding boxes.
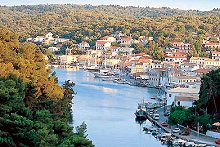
[0,27,93,146]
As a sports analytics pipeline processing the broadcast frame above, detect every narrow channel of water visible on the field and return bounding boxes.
[54,68,165,147]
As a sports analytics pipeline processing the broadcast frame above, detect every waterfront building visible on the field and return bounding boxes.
[148,68,168,87]
[179,63,200,72]
[172,76,200,86]
[166,87,200,106]
[131,62,144,74]
[192,68,212,77]
[102,58,121,68]
[174,95,199,108]
[58,55,78,65]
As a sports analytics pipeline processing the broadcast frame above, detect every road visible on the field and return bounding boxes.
[156,106,220,146]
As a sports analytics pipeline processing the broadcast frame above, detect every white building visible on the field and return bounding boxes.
[166,88,200,106]
[174,95,199,108]
[48,47,60,52]
[190,57,220,67]
[96,40,111,50]
[149,68,168,87]
[119,37,134,47]
[45,32,53,38]
[172,42,192,53]
[101,36,116,42]
[212,51,220,59]
[180,63,200,72]
[78,41,90,50]
[110,47,134,55]
[58,55,78,65]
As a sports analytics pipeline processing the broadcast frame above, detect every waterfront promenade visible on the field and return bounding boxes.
[154,106,220,146]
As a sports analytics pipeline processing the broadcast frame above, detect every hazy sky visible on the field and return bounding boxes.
[0,0,220,11]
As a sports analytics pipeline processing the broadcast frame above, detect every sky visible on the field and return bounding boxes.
[0,0,220,11]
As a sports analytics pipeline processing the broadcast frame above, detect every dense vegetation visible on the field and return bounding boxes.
[169,69,220,133]
[0,5,219,51]
[0,27,93,146]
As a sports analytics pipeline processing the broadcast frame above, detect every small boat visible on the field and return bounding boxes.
[86,66,99,72]
[151,97,156,99]
[135,103,147,120]
[93,69,114,78]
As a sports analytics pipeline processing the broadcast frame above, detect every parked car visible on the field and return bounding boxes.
[149,111,154,117]
[172,128,180,133]
[215,139,220,145]
[153,114,159,120]
[164,112,169,116]
[184,142,196,147]
[161,122,169,127]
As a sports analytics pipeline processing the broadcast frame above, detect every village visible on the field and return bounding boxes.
[26,32,220,110]
[27,32,220,108]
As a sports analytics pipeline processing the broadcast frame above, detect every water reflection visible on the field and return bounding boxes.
[54,68,164,147]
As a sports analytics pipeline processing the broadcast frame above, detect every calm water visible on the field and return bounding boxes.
[54,68,164,147]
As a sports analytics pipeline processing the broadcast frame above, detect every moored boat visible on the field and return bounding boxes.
[86,66,99,72]
[135,103,147,120]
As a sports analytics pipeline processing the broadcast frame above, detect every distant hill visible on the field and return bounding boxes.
[4,4,220,17]
[0,4,219,46]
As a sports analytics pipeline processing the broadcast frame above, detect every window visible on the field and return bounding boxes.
[169,94,172,97]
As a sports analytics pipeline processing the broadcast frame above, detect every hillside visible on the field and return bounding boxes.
[0,4,219,43]
[4,4,220,18]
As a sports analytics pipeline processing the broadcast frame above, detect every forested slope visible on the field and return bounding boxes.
[0,27,93,146]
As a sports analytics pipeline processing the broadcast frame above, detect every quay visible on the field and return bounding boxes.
[143,105,220,146]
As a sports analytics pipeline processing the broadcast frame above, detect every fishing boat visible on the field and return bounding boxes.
[135,102,147,120]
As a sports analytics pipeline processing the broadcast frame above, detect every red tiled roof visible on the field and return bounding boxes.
[134,52,146,56]
[37,36,45,38]
[110,46,118,49]
[138,59,151,63]
[101,36,110,40]
[154,68,166,71]
[96,41,108,45]
[193,69,212,73]
[56,44,63,47]
[174,51,187,55]
[80,41,89,45]
[122,37,132,41]
[212,51,220,55]
[205,42,219,45]
[166,56,187,58]
[172,42,183,45]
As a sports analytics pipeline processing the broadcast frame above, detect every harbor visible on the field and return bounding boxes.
[54,67,219,147]
[134,101,220,147]
[54,67,165,147]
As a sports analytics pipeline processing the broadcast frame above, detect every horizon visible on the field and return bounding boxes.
[0,0,220,11]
